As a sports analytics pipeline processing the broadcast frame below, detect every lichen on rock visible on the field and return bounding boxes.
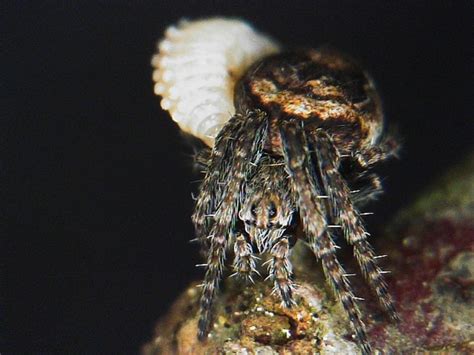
[142,273,360,354]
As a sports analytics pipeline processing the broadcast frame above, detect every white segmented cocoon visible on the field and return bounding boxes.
[152,18,280,147]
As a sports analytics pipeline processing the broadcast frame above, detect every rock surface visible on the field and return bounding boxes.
[142,154,474,354]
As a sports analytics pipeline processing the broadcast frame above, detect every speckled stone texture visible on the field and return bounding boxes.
[142,154,474,354]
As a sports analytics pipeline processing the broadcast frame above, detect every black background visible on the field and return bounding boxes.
[2,1,472,353]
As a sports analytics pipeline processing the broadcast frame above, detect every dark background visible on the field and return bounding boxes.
[2,1,472,353]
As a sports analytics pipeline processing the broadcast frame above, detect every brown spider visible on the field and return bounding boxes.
[191,48,400,354]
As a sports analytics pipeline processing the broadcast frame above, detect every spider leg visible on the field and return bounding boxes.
[232,234,258,282]
[354,134,399,169]
[313,231,371,354]
[193,146,212,172]
[197,231,226,340]
[268,235,296,308]
[192,115,245,245]
[280,120,371,354]
[197,110,268,340]
[312,129,399,322]
[350,172,383,207]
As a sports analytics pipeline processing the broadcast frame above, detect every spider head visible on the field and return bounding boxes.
[238,163,294,252]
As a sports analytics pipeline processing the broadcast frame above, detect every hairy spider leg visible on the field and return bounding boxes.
[350,173,384,206]
[354,134,400,169]
[268,234,296,308]
[197,110,268,340]
[280,120,371,355]
[192,116,245,246]
[313,231,371,355]
[348,133,399,207]
[312,130,399,322]
[232,234,258,282]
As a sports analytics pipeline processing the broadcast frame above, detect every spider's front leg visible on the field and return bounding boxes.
[342,132,398,207]
[192,116,245,245]
[232,234,258,283]
[196,110,268,340]
[353,133,400,169]
[193,146,212,173]
[349,172,384,207]
[280,120,371,354]
[311,129,399,321]
[268,234,296,308]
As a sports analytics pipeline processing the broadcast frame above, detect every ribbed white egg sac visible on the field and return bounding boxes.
[152,18,280,147]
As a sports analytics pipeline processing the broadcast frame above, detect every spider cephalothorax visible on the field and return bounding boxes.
[192,49,399,354]
[153,18,399,355]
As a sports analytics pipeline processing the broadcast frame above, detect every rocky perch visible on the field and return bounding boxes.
[143,154,474,354]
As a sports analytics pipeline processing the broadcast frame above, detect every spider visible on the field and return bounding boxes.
[191,48,400,354]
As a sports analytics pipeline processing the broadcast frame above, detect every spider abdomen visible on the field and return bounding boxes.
[236,49,384,155]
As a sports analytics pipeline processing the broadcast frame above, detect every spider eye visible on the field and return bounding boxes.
[251,204,258,217]
[268,201,278,219]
